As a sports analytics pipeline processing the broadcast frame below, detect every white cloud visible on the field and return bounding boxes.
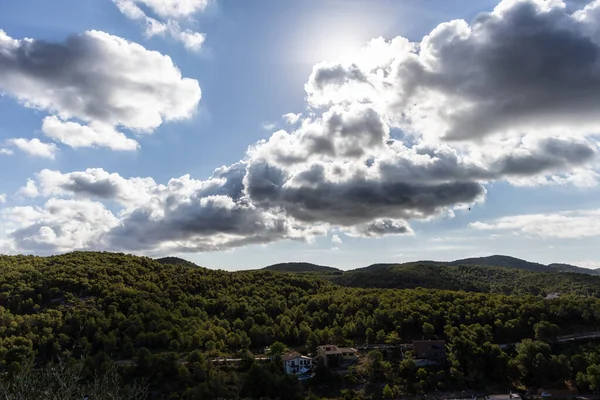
[282,113,302,125]
[0,29,201,151]
[331,234,343,245]
[17,179,40,198]
[261,122,277,131]
[0,148,13,155]
[1,198,119,253]
[0,194,6,204]
[113,0,207,51]
[7,138,58,159]
[41,117,139,151]
[470,209,600,239]
[127,0,208,19]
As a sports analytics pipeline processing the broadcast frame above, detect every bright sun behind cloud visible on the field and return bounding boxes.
[285,2,399,64]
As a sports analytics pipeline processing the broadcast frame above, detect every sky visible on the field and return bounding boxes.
[1,0,600,271]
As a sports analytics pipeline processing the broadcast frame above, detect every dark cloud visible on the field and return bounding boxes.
[494,138,597,176]
[346,219,413,237]
[306,0,600,141]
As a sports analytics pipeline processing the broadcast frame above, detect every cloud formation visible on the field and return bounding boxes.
[2,0,600,255]
[0,29,201,151]
[306,0,600,143]
[6,138,58,159]
[113,0,207,51]
[471,209,600,239]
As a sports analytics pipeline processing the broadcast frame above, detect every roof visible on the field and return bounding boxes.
[282,351,302,361]
[338,347,358,353]
[318,345,342,355]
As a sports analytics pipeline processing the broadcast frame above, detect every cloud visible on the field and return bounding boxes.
[282,113,302,125]
[113,0,207,51]
[0,29,201,150]
[1,198,119,253]
[305,0,600,144]
[344,219,414,237]
[2,0,600,255]
[16,179,39,198]
[123,0,209,19]
[261,122,277,131]
[8,166,324,254]
[6,138,58,159]
[0,148,13,155]
[0,194,5,204]
[331,234,343,245]
[41,117,139,151]
[470,209,600,239]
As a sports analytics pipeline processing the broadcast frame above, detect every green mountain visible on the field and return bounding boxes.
[262,262,342,273]
[446,255,549,272]
[2,251,600,399]
[155,256,202,269]
[330,262,600,297]
[445,255,599,275]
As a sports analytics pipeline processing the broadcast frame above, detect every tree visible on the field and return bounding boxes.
[268,341,286,360]
[422,322,435,339]
[534,321,559,342]
[383,384,394,399]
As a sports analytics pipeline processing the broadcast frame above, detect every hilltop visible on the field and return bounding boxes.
[446,255,599,275]
[262,262,342,273]
[155,256,202,269]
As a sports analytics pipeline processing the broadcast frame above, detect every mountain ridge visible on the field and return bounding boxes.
[260,255,599,275]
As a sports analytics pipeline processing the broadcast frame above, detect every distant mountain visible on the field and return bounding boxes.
[547,263,600,275]
[262,262,341,273]
[155,256,201,269]
[443,255,600,275]
[330,262,600,297]
[447,255,549,272]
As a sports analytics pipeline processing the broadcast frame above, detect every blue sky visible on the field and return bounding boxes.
[1,0,599,270]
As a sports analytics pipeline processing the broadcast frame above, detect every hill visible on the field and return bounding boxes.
[262,262,341,273]
[373,255,600,276]
[547,262,600,275]
[2,251,600,398]
[155,256,201,269]
[330,262,600,297]
[447,255,549,272]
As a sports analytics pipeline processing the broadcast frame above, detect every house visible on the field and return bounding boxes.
[282,351,313,375]
[317,345,358,368]
[487,392,521,400]
[413,340,446,359]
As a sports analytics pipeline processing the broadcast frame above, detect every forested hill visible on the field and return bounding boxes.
[2,251,600,398]
[262,262,342,273]
[328,262,600,297]
[446,255,599,275]
[155,256,202,269]
[348,255,599,276]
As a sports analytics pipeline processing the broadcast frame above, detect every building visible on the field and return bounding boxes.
[282,351,313,375]
[317,345,359,368]
[487,393,521,400]
[413,340,446,359]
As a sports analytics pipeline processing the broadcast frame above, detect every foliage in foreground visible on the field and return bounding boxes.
[0,359,148,400]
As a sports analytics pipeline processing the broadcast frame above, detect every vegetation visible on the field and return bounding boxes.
[330,263,600,297]
[262,262,342,273]
[1,251,600,399]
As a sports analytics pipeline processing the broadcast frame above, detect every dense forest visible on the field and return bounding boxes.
[1,252,600,399]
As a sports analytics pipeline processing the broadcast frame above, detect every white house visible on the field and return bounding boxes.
[282,351,313,375]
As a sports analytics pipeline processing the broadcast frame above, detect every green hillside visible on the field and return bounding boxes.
[330,262,600,297]
[262,262,342,273]
[2,252,600,398]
